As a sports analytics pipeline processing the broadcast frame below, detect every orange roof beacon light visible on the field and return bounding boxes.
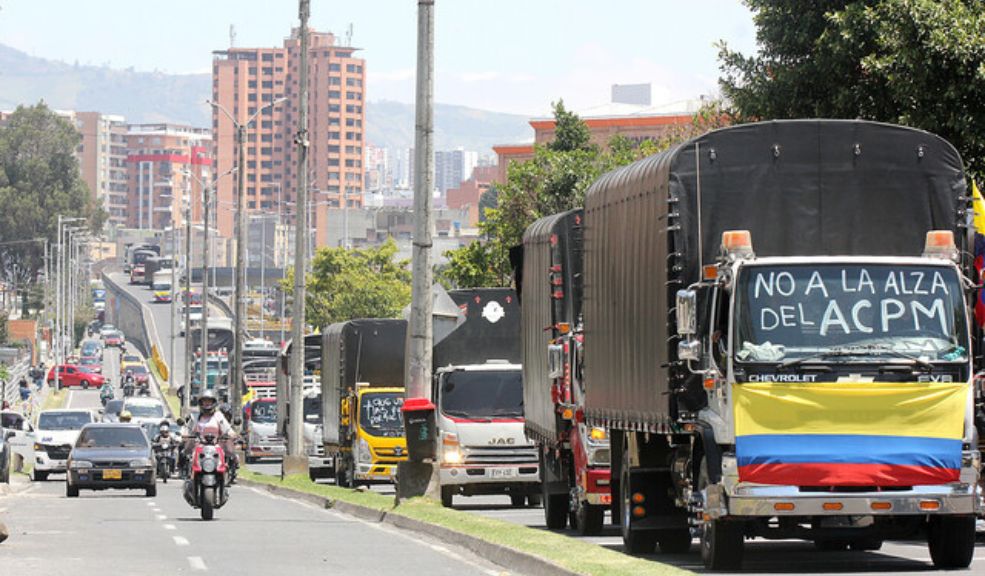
[923,230,958,261]
[722,230,755,261]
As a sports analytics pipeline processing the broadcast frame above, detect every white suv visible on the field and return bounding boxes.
[33,409,97,481]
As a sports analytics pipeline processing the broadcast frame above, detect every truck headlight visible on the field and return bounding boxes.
[70,460,93,469]
[357,437,372,463]
[589,427,607,441]
[442,433,462,465]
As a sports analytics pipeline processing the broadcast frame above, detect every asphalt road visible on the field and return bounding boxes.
[0,389,515,576]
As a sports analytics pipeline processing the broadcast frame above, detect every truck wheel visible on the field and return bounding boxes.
[543,490,568,530]
[927,516,975,569]
[440,486,455,508]
[576,502,605,537]
[32,470,48,482]
[66,483,79,498]
[620,448,656,554]
[698,460,743,570]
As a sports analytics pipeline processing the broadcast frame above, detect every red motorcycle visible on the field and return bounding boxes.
[182,433,229,520]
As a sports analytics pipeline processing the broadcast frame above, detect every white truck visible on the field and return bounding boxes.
[152,270,173,303]
[32,409,97,481]
[436,289,540,508]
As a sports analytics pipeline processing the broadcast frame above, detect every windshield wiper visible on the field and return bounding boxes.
[779,345,932,370]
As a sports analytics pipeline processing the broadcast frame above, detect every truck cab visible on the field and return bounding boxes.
[436,361,540,507]
[334,385,407,486]
[245,398,286,463]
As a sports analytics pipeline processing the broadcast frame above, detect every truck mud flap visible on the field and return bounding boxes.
[628,466,688,532]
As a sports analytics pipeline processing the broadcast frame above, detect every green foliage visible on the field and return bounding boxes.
[719,0,985,178]
[0,318,7,345]
[477,185,498,223]
[0,102,104,284]
[283,238,411,328]
[440,101,731,288]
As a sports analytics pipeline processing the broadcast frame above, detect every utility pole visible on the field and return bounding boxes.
[398,0,437,501]
[183,178,193,416]
[200,180,211,401]
[232,121,247,417]
[169,211,178,410]
[285,0,311,476]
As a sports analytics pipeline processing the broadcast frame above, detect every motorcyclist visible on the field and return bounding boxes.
[99,381,115,406]
[123,370,135,397]
[182,391,236,471]
[119,410,133,423]
[153,421,176,477]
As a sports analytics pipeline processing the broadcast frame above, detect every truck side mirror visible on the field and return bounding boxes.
[676,290,697,336]
[547,344,564,379]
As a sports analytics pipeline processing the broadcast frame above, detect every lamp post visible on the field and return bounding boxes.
[208,96,287,417]
[54,216,84,390]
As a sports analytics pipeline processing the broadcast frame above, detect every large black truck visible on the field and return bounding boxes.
[515,209,612,535]
[576,120,979,569]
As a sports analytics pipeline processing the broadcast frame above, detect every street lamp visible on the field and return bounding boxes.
[207,96,287,416]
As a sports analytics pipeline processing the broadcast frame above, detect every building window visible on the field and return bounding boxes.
[329,77,341,86]
[249,67,257,75]
[329,104,341,113]
[248,93,257,101]
[262,53,274,62]
[327,145,340,153]
[346,64,362,73]
[262,81,273,88]
[329,63,341,72]
[346,105,362,114]
[346,77,362,87]
[262,67,274,75]
[346,91,361,100]
[328,90,341,99]
[328,131,340,140]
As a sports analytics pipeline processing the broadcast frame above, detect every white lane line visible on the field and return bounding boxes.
[173,536,190,547]
[155,514,167,521]
[146,501,156,506]
[188,556,207,571]
[163,523,176,531]
[67,389,75,407]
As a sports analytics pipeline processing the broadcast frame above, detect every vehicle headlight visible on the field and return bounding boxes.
[33,443,43,451]
[357,437,372,463]
[129,458,153,468]
[589,427,608,442]
[70,460,93,469]
[201,456,217,473]
[442,433,462,465]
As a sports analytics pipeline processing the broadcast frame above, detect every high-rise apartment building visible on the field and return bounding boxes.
[76,112,129,227]
[435,149,479,195]
[211,29,366,248]
[124,124,212,231]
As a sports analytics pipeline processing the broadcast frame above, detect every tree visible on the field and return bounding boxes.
[440,101,731,288]
[0,102,104,286]
[719,0,985,177]
[283,238,411,328]
[477,185,498,223]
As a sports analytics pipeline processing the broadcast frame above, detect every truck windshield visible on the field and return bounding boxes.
[251,401,277,424]
[735,264,968,364]
[39,412,92,430]
[359,393,404,438]
[440,370,523,419]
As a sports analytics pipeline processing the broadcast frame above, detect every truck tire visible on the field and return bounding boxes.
[543,490,568,530]
[32,469,48,482]
[66,483,79,498]
[441,485,455,508]
[927,516,975,569]
[698,460,743,570]
[620,447,656,554]
[575,502,605,536]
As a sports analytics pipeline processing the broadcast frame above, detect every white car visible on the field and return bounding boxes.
[122,398,166,427]
[33,409,97,481]
[1,410,36,463]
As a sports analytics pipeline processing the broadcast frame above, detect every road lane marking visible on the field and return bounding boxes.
[173,536,190,547]
[146,501,156,506]
[188,556,207,571]
[163,523,176,530]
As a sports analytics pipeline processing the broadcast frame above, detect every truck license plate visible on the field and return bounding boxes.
[489,468,517,479]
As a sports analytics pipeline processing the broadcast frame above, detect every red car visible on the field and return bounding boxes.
[79,356,102,374]
[46,365,106,389]
[104,331,125,348]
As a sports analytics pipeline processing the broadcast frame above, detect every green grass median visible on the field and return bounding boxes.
[240,470,692,576]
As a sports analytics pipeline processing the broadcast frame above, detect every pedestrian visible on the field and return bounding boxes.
[18,377,30,402]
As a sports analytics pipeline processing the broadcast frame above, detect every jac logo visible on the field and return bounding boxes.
[488,437,515,445]
[917,375,953,383]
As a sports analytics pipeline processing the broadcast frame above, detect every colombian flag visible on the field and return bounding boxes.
[734,382,966,486]
[972,181,985,326]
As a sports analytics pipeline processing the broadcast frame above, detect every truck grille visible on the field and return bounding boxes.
[44,445,72,460]
[463,445,538,465]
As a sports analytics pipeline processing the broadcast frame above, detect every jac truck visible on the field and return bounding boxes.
[320,319,409,486]
[515,209,611,535]
[578,119,980,570]
[435,288,540,508]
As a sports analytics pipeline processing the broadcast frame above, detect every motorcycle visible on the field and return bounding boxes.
[137,382,151,397]
[123,377,135,398]
[154,435,176,483]
[182,433,229,521]
[99,385,114,406]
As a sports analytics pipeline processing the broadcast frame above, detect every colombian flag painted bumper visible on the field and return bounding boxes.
[734,382,967,487]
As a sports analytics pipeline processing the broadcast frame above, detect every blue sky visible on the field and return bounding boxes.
[0,0,757,115]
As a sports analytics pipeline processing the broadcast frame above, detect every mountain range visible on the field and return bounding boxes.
[0,43,531,154]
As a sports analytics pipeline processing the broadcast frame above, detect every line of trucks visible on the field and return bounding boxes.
[241,120,982,571]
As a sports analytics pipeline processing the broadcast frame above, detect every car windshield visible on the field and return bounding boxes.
[1,413,23,428]
[153,283,170,291]
[39,412,92,430]
[126,404,164,418]
[734,264,969,363]
[81,357,99,365]
[77,427,148,448]
[359,393,404,438]
[130,366,148,375]
[440,370,523,419]
[251,401,277,424]
[82,343,100,355]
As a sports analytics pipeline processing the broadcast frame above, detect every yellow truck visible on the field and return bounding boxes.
[320,319,408,486]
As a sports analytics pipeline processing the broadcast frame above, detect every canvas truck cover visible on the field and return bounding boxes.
[321,319,407,445]
[435,288,522,369]
[520,209,584,442]
[583,119,966,431]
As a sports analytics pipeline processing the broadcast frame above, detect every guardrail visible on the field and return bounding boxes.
[1,358,39,417]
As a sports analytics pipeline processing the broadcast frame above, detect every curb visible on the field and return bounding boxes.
[240,478,579,576]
